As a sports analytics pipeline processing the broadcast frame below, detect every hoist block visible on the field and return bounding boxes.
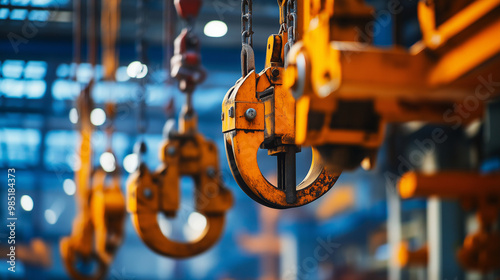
[171,29,206,93]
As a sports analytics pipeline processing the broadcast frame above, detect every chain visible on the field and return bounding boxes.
[163,0,176,84]
[241,0,255,77]
[101,0,121,81]
[284,0,297,65]
[241,0,253,46]
[287,0,297,46]
[136,0,148,136]
[71,0,81,81]
[133,0,148,167]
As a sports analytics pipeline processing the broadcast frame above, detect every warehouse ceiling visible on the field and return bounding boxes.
[0,0,281,54]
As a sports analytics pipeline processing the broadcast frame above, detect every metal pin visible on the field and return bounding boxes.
[277,147,297,204]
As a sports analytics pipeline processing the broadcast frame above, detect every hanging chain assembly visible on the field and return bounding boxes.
[101,0,121,81]
[61,1,124,278]
[127,0,233,258]
[60,83,109,280]
[61,102,126,280]
[222,0,340,209]
[60,0,104,277]
[90,104,126,266]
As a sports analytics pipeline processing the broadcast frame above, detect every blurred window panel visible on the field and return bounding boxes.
[1,79,46,99]
[1,78,24,97]
[93,81,137,103]
[24,79,46,98]
[24,61,47,79]
[51,79,79,100]
[56,63,70,78]
[0,128,41,167]
[0,8,9,19]
[31,0,70,6]
[44,130,77,171]
[9,8,27,20]
[2,60,25,79]
[11,0,29,6]
[27,9,49,21]
[0,60,47,99]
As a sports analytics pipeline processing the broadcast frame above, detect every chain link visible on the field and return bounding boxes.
[287,0,297,46]
[284,0,297,66]
[240,0,255,77]
[241,0,253,46]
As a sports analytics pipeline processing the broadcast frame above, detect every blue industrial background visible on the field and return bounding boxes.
[1,0,496,279]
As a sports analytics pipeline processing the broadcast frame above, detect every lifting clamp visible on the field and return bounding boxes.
[284,0,500,170]
[61,93,126,280]
[222,0,340,209]
[127,108,233,257]
[89,168,126,265]
[126,0,232,258]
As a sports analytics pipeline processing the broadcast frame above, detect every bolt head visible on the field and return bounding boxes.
[143,188,153,199]
[271,68,280,77]
[167,146,176,156]
[245,108,257,121]
[207,167,216,178]
[221,112,224,121]
[228,106,235,118]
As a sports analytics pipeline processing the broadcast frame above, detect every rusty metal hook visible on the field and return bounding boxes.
[127,122,233,258]
[60,209,106,280]
[224,131,338,209]
[222,64,340,209]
